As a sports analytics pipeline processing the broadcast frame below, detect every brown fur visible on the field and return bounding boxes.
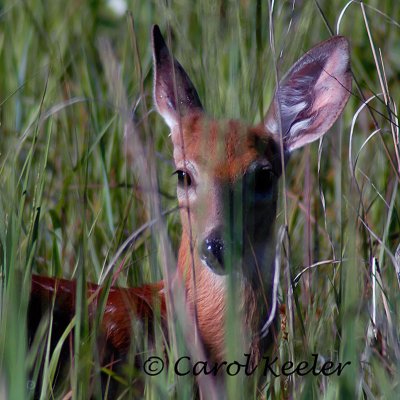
[30,275,166,352]
[172,114,280,181]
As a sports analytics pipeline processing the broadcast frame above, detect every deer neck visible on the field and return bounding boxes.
[176,231,270,363]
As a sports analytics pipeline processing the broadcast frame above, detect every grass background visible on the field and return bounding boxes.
[0,0,399,398]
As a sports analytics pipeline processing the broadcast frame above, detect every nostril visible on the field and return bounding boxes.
[201,236,225,274]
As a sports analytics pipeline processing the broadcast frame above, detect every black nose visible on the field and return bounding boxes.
[200,230,225,275]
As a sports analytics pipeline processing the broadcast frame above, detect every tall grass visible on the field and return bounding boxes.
[0,0,399,398]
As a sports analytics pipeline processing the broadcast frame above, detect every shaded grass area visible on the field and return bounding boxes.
[0,0,399,398]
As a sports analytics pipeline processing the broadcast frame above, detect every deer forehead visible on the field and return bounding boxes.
[171,113,281,181]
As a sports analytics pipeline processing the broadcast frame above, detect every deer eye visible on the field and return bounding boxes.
[247,165,276,202]
[254,167,274,194]
[173,170,192,188]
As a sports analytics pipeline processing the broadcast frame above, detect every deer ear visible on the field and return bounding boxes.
[152,25,203,129]
[264,36,351,152]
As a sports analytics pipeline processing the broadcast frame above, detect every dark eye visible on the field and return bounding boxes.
[253,167,275,199]
[174,170,192,188]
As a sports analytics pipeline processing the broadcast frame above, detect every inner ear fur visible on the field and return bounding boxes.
[264,36,352,152]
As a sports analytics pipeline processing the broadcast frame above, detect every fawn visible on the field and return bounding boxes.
[29,24,351,385]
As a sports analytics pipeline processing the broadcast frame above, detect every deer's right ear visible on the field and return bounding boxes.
[152,25,203,129]
[264,36,351,153]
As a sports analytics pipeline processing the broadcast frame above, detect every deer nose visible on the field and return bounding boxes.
[200,230,225,275]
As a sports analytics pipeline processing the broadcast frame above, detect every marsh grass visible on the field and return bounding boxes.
[0,0,399,398]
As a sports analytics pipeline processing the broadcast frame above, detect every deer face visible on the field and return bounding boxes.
[152,25,351,288]
[169,114,281,286]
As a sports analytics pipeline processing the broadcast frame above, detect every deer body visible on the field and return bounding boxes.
[29,25,351,382]
[30,275,165,352]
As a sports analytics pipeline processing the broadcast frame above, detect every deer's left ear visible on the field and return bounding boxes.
[264,36,351,152]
